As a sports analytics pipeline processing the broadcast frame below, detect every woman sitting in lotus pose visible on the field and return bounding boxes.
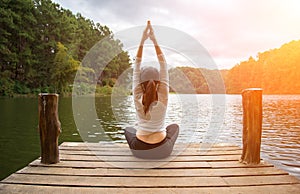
[124,21,179,159]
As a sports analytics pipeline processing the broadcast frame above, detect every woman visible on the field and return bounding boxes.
[124,21,179,159]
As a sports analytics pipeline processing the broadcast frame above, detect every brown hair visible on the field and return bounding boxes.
[142,80,159,114]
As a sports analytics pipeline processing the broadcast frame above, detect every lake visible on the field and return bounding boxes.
[0,94,300,180]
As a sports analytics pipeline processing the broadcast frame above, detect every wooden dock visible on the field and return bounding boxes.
[0,142,300,193]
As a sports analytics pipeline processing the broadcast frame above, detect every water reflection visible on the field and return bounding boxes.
[96,96,135,142]
[96,94,226,144]
[262,95,300,178]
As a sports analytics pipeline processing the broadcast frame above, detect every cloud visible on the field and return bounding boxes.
[53,0,300,69]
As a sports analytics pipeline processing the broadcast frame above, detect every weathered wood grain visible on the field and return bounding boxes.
[240,88,263,165]
[38,93,60,164]
[1,142,299,194]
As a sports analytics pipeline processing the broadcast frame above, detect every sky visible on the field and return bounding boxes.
[53,0,300,69]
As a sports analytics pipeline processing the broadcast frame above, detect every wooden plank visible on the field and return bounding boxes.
[3,173,299,188]
[60,147,242,155]
[29,159,212,169]
[1,174,227,187]
[60,142,241,149]
[60,145,242,152]
[1,142,300,194]
[209,161,273,168]
[58,147,242,153]
[17,166,288,177]
[0,183,227,194]
[2,183,300,194]
[58,153,240,162]
[59,144,242,151]
[59,149,242,156]
[61,142,238,148]
[229,184,300,194]
[29,159,274,169]
[224,175,300,186]
[58,143,243,161]
[59,143,242,152]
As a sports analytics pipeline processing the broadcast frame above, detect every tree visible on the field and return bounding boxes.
[51,42,79,93]
[225,40,300,94]
[0,0,131,96]
[0,0,37,83]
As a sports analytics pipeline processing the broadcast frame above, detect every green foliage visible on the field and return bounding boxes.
[225,40,300,94]
[169,67,226,94]
[80,36,131,90]
[13,81,31,94]
[96,85,113,96]
[0,0,37,84]
[51,42,80,93]
[171,38,300,95]
[72,83,94,96]
[0,71,14,96]
[0,0,131,96]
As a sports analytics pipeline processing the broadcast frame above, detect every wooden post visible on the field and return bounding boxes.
[38,93,61,164]
[240,88,263,165]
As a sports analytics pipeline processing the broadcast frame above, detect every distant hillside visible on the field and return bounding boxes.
[169,67,227,94]
[168,40,300,94]
[225,40,300,94]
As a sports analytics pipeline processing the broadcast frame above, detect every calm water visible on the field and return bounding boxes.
[0,94,299,180]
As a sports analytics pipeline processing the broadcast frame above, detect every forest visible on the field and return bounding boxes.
[1,0,300,96]
[0,0,130,96]
[169,67,227,94]
[170,39,300,94]
[225,40,300,94]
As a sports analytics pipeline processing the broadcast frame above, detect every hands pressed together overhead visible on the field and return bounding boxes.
[141,21,157,45]
[137,21,162,58]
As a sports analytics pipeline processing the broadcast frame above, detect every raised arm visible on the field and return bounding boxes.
[148,24,164,65]
[148,23,169,86]
[148,22,169,104]
[133,23,150,94]
[136,22,150,59]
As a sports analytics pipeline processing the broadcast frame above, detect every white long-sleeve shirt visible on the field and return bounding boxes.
[133,54,169,136]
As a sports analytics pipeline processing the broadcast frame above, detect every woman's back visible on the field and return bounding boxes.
[124,21,179,159]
